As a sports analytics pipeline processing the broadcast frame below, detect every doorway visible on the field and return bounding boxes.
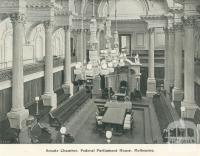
[119,34,131,56]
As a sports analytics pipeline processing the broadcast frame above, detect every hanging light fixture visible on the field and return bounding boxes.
[89,0,98,51]
[105,0,112,50]
[113,0,119,51]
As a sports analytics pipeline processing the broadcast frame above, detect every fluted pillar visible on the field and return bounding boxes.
[172,24,184,101]
[164,28,169,92]
[41,21,57,109]
[165,27,175,93]
[167,28,175,92]
[7,13,29,129]
[83,29,88,62]
[146,28,156,97]
[181,17,198,118]
[62,26,73,96]
[77,29,84,62]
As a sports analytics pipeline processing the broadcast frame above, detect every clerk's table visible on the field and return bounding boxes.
[104,101,132,110]
[102,108,126,125]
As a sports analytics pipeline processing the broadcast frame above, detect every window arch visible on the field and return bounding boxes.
[53,28,65,58]
[29,24,45,62]
[0,18,13,69]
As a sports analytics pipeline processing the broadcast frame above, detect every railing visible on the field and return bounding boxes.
[0,57,64,82]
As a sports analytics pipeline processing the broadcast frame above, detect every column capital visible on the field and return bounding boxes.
[163,27,174,33]
[148,27,155,33]
[10,13,25,25]
[76,29,83,34]
[64,25,72,32]
[43,21,54,31]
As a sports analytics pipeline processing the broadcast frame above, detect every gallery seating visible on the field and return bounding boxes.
[49,88,90,128]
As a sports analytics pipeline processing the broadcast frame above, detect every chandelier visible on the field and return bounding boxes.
[74,0,127,80]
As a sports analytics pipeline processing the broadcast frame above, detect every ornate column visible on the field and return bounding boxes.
[41,21,57,109]
[164,26,175,93]
[164,28,169,92]
[172,23,184,101]
[181,16,198,118]
[83,29,88,62]
[77,29,84,63]
[7,13,29,129]
[62,26,73,96]
[146,28,156,97]
[167,28,175,92]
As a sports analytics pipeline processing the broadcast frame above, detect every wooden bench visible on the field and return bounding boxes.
[49,88,90,128]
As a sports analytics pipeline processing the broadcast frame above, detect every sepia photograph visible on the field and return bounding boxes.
[0,0,200,155]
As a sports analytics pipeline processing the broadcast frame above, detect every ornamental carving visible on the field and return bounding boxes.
[182,16,196,28]
[64,25,71,32]
[10,13,25,24]
[0,70,12,82]
[43,21,54,31]
[148,27,155,34]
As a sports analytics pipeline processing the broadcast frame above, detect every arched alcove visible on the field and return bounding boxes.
[52,28,65,58]
[29,24,45,61]
[0,18,13,69]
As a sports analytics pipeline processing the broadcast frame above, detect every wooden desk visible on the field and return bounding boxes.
[115,93,126,97]
[94,98,107,104]
[105,101,132,110]
[102,108,126,125]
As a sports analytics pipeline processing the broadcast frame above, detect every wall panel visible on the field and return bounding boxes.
[0,71,63,121]
[195,82,200,108]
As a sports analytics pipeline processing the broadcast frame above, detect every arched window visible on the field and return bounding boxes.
[4,33,13,68]
[29,24,45,62]
[0,18,13,70]
[53,28,65,58]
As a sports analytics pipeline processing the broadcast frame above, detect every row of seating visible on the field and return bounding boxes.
[49,88,90,128]
[153,92,179,132]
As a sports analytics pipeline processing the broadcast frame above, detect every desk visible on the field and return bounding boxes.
[94,99,107,104]
[105,101,132,110]
[102,108,126,125]
[115,93,126,97]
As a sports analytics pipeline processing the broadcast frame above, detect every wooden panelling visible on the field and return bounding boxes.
[0,71,64,121]
[53,71,64,91]
[0,88,12,121]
